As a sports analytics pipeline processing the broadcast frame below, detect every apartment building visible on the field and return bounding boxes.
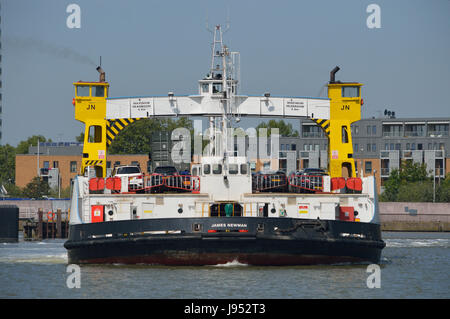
[297,117,450,192]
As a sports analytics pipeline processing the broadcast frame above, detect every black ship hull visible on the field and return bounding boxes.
[64,217,385,266]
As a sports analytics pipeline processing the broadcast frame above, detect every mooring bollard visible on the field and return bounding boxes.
[37,208,43,240]
[57,209,62,239]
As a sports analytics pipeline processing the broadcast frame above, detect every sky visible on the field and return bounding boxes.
[1,0,450,146]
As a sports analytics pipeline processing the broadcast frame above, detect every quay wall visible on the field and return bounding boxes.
[379,202,450,232]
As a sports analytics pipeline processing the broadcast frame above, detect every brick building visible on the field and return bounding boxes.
[15,143,148,190]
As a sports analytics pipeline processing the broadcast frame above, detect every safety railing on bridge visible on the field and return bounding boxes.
[252,174,288,193]
[88,174,200,194]
[288,174,324,193]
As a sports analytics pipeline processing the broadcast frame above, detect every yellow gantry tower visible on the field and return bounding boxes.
[311,66,363,178]
[73,67,109,177]
[73,68,141,176]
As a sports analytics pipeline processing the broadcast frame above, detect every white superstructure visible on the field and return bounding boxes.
[69,25,380,229]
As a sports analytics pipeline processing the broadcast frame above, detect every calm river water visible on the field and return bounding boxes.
[0,232,448,299]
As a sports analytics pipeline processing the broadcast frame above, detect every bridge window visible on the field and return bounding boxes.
[201,83,209,93]
[204,164,211,175]
[77,85,90,97]
[212,83,222,94]
[229,164,238,175]
[92,86,105,97]
[88,125,102,143]
[342,86,360,98]
[213,164,222,174]
[240,164,248,175]
[192,166,201,176]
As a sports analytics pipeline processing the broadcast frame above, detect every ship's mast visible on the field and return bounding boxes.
[207,25,237,161]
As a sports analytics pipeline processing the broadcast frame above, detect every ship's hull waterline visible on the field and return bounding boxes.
[64,217,385,266]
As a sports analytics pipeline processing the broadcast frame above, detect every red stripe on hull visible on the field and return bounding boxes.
[78,253,365,266]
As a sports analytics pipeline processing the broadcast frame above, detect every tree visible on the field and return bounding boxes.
[436,173,450,202]
[108,118,193,154]
[75,132,84,143]
[396,180,434,202]
[256,120,299,137]
[15,135,52,154]
[380,161,432,202]
[0,144,17,185]
[21,177,50,199]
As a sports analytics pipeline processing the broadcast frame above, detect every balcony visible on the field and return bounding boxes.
[428,130,449,138]
[434,150,444,158]
[382,131,404,137]
[380,168,390,177]
[404,125,425,137]
[301,131,324,138]
[380,150,398,158]
[433,168,445,177]
[404,131,425,137]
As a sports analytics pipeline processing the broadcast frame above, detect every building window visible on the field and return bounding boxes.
[367,125,377,135]
[372,143,377,152]
[365,161,372,174]
[367,144,371,152]
[291,144,297,151]
[43,161,49,169]
[304,144,313,151]
[354,143,359,152]
[53,161,59,169]
[70,161,77,173]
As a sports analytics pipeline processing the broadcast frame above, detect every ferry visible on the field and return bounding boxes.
[64,26,385,265]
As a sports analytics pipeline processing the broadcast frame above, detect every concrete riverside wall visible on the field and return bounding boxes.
[379,202,450,232]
